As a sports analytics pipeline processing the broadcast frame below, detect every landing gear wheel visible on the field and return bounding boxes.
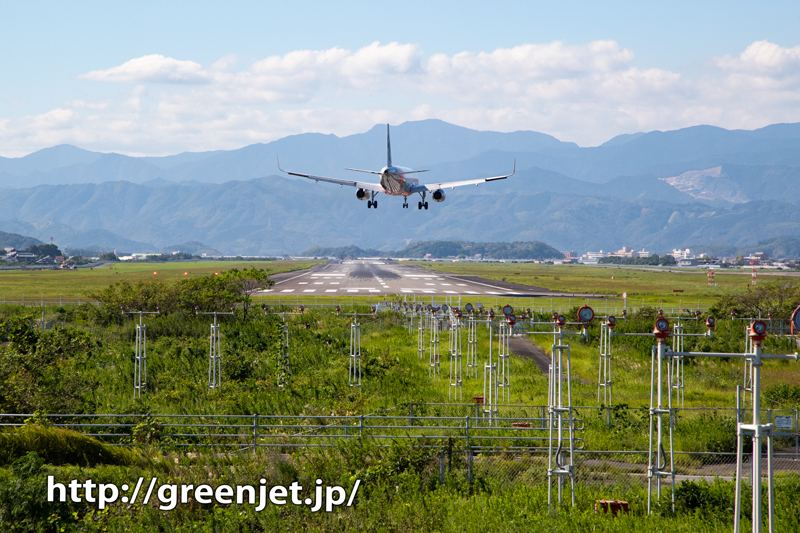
[367,201,372,208]
[424,202,429,210]
[373,200,378,209]
[418,202,423,210]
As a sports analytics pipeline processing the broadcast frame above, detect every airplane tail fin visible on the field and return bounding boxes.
[386,124,392,167]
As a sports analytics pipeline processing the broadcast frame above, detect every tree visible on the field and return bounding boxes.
[98,252,120,262]
[26,243,62,258]
[218,267,274,320]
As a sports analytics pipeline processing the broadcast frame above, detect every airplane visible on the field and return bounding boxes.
[277,124,514,210]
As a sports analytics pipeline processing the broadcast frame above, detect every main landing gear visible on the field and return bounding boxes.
[403,197,409,209]
[367,191,378,209]
[417,191,428,210]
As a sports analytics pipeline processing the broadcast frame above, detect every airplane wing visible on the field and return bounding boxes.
[278,158,384,192]
[409,160,515,193]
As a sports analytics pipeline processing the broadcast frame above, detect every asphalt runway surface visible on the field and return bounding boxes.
[261,260,597,298]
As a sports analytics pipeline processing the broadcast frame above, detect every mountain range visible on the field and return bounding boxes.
[0,119,799,255]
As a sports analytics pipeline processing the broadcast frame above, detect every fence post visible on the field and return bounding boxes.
[253,414,259,453]
[359,415,364,448]
[439,451,445,485]
[465,416,470,449]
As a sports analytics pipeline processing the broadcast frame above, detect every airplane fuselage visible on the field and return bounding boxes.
[379,166,419,196]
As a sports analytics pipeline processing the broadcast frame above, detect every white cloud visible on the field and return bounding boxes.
[79,54,211,84]
[714,41,800,76]
[1,40,800,156]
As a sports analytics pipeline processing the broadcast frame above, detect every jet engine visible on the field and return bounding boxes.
[356,188,369,201]
[432,189,446,203]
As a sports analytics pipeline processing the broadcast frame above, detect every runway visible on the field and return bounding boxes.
[260,260,595,298]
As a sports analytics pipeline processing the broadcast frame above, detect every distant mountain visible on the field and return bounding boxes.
[1,176,799,256]
[0,231,43,250]
[2,120,799,190]
[160,241,222,256]
[302,245,384,258]
[1,119,799,255]
[394,241,563,260]
[691,237,800,260]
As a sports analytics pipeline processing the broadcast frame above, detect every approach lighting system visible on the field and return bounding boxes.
[299,305,304,314]
[705,316,716,329]
[792,306,800,337]
[336,305,340,315]
[489,309,495,319]
[622,309,627,318]
[750,320,768,343]
[731,310,736,319]
[156,306,161,313]
[695,311,701,318]
[465,303,473,313]
[653,318,670,339]
[577,305,595,323]
[231,306,236,313]
[768,311,773,320]
[120,305,125,312]
[442,304,449,312]
[507,314,516,326]
[503,305,514,317]
[194,306,200,313]
[556,314,566,328]
[606,316,616,328]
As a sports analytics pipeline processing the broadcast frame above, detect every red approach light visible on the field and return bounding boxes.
[442,304,449,312]
[653,318,670,339]
[300,305,304,314]
[336,306,340,315]
[194,306,200,313]
[502,305,514,317]
[120,305,126,312]
[622,309,627,317]
[556,314,566,328]
[731,310,736,318]
[489,309,495,319]
[184,272,188,275]
[750,320,768,343]
[231,306,235,313]
[465,303,473,313]
[706,316,716,329]
[156,305,162,313]
[214,272,219,276]
[578,305,595,323]
[607,316,616,328]
[507,314,516,326]
[153,271,157,275]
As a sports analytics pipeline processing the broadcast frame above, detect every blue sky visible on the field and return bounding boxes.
[2,1,800,156]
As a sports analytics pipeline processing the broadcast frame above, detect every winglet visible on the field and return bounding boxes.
[277,155,285,173]
[511,158,516,177]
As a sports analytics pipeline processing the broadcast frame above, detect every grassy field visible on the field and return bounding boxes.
[408,261,800,310]
[2,264,800,531]
[0,260,320,300]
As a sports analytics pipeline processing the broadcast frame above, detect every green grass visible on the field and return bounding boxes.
[408,260,800,310]
[2,267,800,531]
[0,260,321,300]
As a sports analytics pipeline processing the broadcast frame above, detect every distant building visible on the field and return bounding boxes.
[562,250,578,260]
[669,248,695,260]
[678,258,698,267]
